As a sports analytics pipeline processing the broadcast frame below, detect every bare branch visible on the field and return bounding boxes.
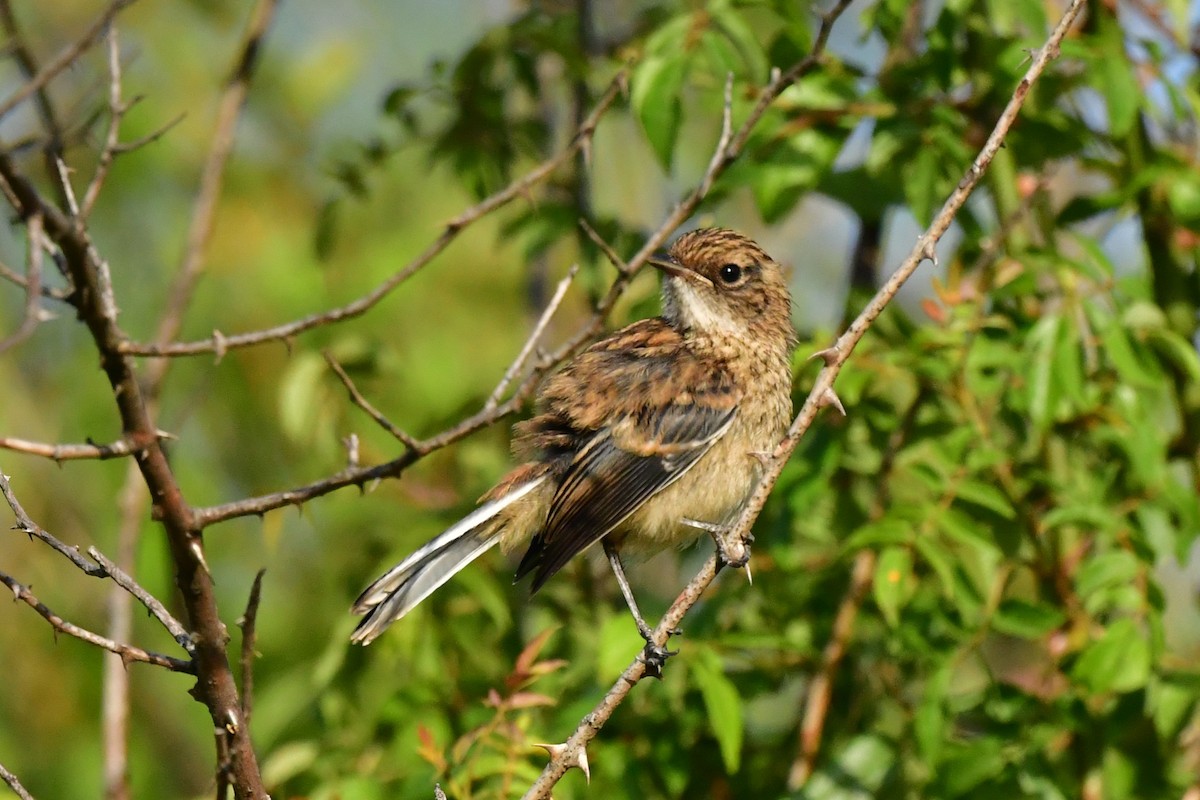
[522,1,1087,795]
[0,570,194,672]
[117,71,630,359]
[577,218,629,273]
[238,570,266,724]
[0,149,268,797]
[0,0,63,147]
[486,263,580,410]
[0,759,36,800]
[323,352,419,448]
[0,212,44,353]
[0,430,171,462]
[0,0,135,123]
[87,547,193,652]
[80,27,131,220]
[0,472,193,649]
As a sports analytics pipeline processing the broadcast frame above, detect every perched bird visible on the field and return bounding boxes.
[351,228,796,667]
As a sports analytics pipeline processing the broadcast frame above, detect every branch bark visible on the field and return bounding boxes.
[0,156,267,797]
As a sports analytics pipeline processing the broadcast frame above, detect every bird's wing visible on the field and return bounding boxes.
[513,324,740,589]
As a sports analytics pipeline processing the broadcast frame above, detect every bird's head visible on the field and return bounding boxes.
[651,228,795,350]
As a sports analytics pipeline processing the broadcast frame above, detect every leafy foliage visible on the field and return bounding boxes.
[1,1,1198,799]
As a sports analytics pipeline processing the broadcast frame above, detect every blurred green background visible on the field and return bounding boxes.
[1,1,1200,798]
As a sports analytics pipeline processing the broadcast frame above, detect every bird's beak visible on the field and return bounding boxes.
[649,253,714,288]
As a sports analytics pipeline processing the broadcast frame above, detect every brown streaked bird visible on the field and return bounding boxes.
[351,228,796,667]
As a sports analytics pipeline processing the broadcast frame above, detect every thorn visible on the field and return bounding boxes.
[919,238,939,266]
[818,387,846,416]
[535,742,590,783]
[225,708,239,734]
[743,563,753,585]
[190,539,212,578]
[212,329,227,364]
[808,344,840,366]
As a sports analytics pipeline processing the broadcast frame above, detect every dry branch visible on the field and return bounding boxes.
[0,570,193,672]
[521,0,1087,794]
[0,147,268,798]
[0,473,192,650]
[0,759,36,800]
[0,430,171,462]
[0,0,134,122]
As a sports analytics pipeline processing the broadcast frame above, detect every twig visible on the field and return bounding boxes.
[0,0,135,122]
[117,71,629,359]
[0,212,43,353]
[521,1,1087,795]
[577,218,629,274]
[80,27,135,220]
[322,352,419,448]
[0,759,35,800]
[0,472,193,647]
[0,0,63,148]
[485,263,580,410]
[0,430,170,462]
[87,547,194,652]
[0,570,194,672]
[238,570,265,725]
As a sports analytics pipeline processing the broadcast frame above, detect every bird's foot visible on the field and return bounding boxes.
[638,634,680,680]
[684,517,753,570]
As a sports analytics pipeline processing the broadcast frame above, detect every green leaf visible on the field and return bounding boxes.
[1025,313,1063,430]
[749,128,844,222]
[955,480,1016,520]
[690,647,744,773]
[1094,36,1141,138]
[1087,301,1159,387]
[845,518,913,549]
[1146,328,1200,383]
[1073,618,1151,694]
[708,1,769,81]
[903,145,942,226]
[873,546,914,627]
[631,54,688,168]
[1075,550,1141,604]
[991,599,1066,639]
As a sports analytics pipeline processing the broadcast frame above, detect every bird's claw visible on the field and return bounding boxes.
[639,641,679,679]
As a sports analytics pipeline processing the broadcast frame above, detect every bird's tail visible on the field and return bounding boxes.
[350,476,547,645]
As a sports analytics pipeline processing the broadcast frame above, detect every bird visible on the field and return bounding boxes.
[351,227,796,668]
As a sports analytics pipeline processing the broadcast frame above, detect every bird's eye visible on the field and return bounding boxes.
[718,264,742,283]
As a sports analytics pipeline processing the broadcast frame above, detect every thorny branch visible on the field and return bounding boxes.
[0,0,135,123]
[1,758,36,800]
[0,473,192,651]
[0,430,172,462]
[521,0,1088,795]
[0,34,271,799]
[0,569,194,672]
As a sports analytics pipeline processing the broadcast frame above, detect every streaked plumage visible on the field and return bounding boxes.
[352,228,795,646]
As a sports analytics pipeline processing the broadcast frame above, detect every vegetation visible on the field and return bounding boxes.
[0,1,1197,798]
